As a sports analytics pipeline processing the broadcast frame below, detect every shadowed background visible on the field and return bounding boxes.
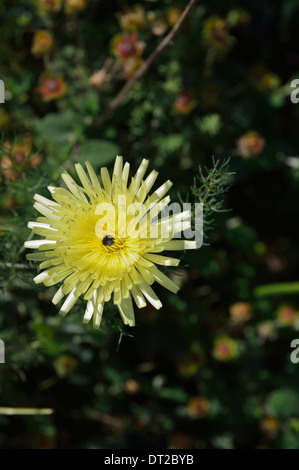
[0,0,299,449]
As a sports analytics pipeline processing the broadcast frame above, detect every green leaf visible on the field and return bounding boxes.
[33,112,84,145]
[78,139,120,167]
[254,281,299,297]
[266,389,299,419]
[0,407,54,415]
[158,387,188,403]
[212,434,234,449]
[281,0,299,28]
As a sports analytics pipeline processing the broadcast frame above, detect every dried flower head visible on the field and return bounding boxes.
[167,7,182,27]
[89,69,110,91]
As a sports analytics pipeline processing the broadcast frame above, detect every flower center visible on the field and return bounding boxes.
[117,41,136,58]
[102,235,115,246]
[101,235,125,253]
[46,79,60,92]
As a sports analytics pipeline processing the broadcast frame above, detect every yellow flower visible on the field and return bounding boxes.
[25,157,196,328]
[118,5,146,32]
[167,8,182,27]
[229,302,252,323]
[260,417,280,439]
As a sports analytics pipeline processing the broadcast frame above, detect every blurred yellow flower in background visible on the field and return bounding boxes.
[213,335,239,361]
[64,0,87,15]
[31,30,54,56]
[167,7,182,27]
[229,302,252,324]
[118,5,146,32]
[236,131,265,159]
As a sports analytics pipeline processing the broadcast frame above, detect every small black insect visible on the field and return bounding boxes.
[102,235,115,246]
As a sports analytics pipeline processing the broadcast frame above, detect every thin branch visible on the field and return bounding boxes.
[96,0,199,126]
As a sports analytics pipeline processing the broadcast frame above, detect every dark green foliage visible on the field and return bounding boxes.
[0,0,299,451]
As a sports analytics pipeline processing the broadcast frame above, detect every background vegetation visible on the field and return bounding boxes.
[1,0,299,449]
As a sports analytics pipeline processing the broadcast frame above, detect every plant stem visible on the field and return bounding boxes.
[254,281,299,297]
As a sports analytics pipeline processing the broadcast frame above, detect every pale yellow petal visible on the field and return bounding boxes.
[118,294,135,326]
[131,284,147,309]
[143,253,180,266]
[52,286,65,305]
[101,167,112,195]
[59,288,78,315]
[150,266,180,294]
[160,240,197,250]
[112,155,123,187]
[75,163,92,191]
[85,161,102,191]
[93,302,104,329]
[134,158,149,188]
[61,172,87,202]
[25,239,56,249]
[138,279,162,310]
[122,162,130,189]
